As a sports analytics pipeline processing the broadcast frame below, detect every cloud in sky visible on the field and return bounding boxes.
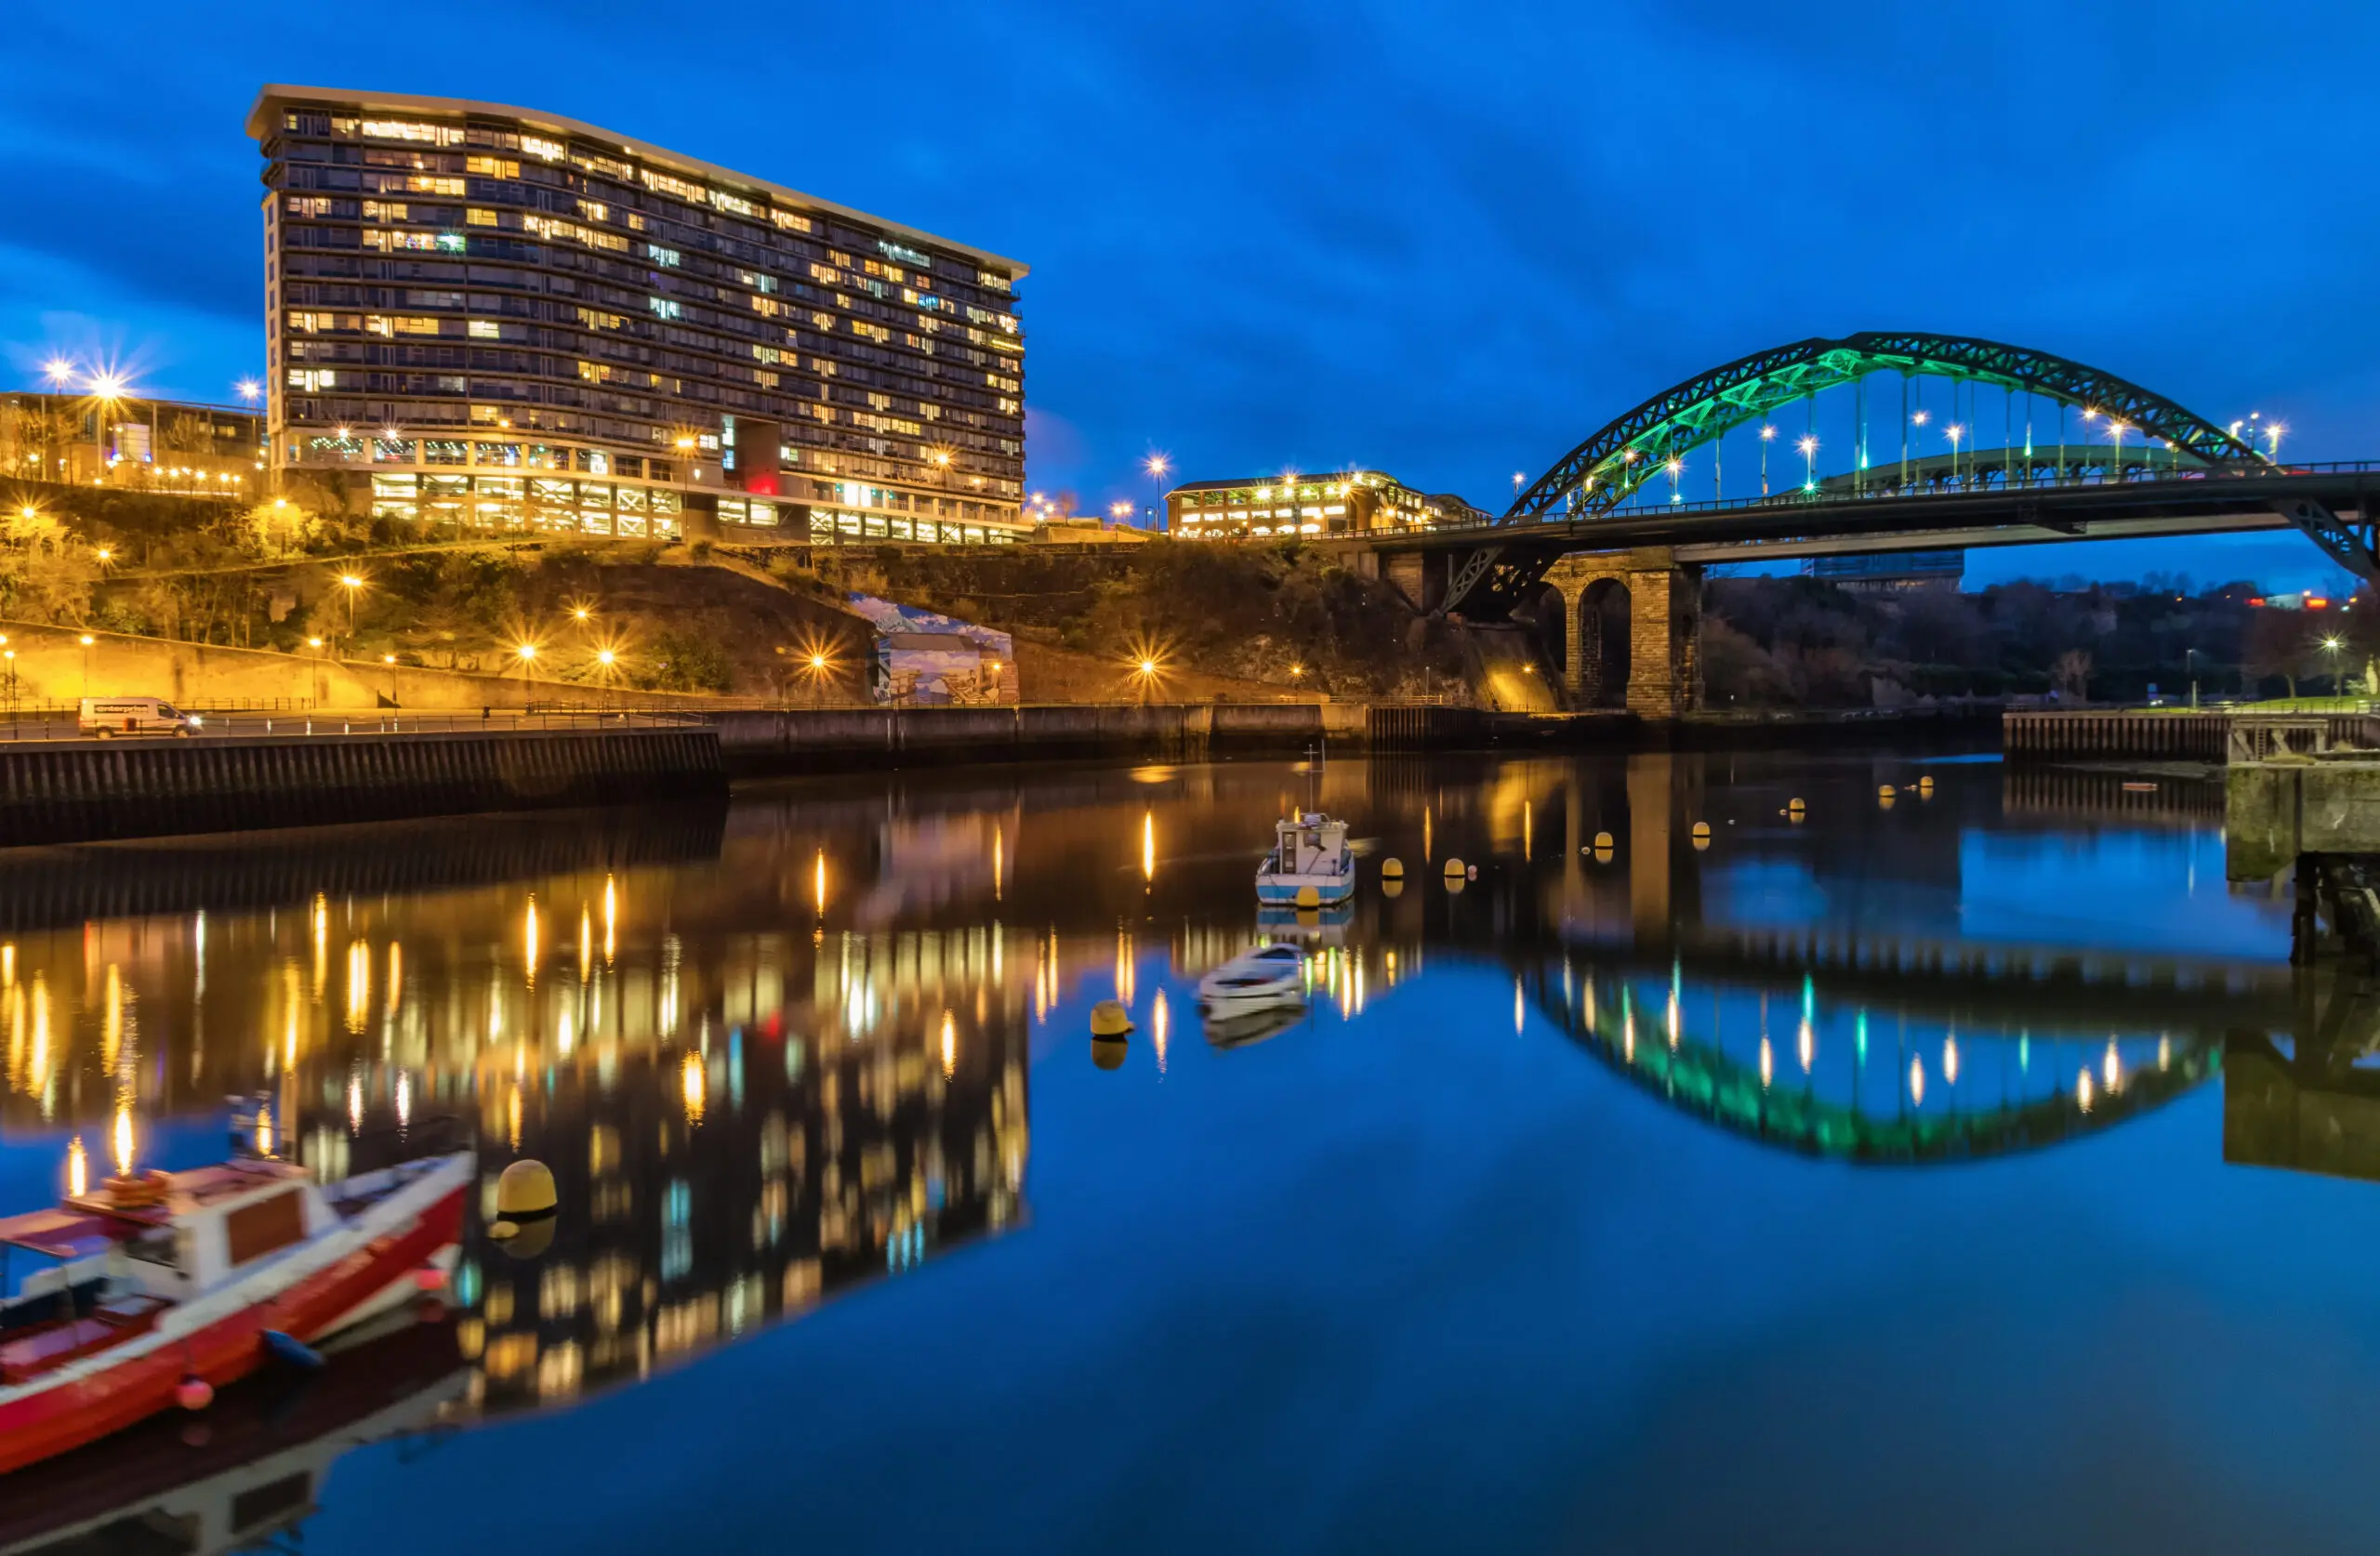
[3,0,2375,588]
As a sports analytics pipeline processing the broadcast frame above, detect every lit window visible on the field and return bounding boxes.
[467,208,499,227]
[522,136,565,162]
[469,320,500,339]
[466,155,521,178]
[648,297,681,321]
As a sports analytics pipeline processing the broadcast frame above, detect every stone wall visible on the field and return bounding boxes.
[0,620,717,712]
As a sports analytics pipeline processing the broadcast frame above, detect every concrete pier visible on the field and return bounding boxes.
[0,725,722,847]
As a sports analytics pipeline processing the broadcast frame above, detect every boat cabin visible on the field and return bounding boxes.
[1263,812,1350,880]
[0,1161,331,1385]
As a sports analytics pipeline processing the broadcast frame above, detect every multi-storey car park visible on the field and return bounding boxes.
[246,87,1028,546]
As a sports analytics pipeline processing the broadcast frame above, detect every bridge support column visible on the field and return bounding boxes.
[1543,548,1703,717]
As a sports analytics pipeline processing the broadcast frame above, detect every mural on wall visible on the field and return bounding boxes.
[848,595,1018,705]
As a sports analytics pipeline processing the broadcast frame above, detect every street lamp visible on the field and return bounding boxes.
[1945,424,1964,486]
[2108,419,2131,480]
[1796,434,1818,493]
[1759,424,1775,495]
[78,633,94,698]
[236,379,261,404]
[2323,635,2346,705]
[1144,453,1171,481]
[2266,421,2287,463]
[337,573,364,647]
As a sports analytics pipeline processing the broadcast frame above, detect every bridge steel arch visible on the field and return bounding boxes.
[1509,332,2267,522]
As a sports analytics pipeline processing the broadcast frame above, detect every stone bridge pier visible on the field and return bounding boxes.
[1543,547,1701,718]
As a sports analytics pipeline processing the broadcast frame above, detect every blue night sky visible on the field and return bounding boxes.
[5,0,2376,590]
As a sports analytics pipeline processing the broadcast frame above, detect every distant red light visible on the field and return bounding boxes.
[2308,597,2330,609]
[2249,598,2267,607]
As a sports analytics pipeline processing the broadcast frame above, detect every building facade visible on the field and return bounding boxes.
[247,87,1028,545]
[2,392,263,493]
[1165,470,1486,538]
[1806,549,1965,591]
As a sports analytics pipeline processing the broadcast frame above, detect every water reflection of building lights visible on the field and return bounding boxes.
[101,964,123,1069]
[2077,1069,2096,1112]
[395,1070,412,1127]
[1908,1055,1925,1107]
[65,1135,86,1196]
[1514,978,1524,1035]
[602,874,618,964]
[1621,987,1636,1061]
[1797,1017,1814,1073]
[1151,991,1169,1074]
[524,895,541,986]
[1943,1034,1959,1087]
[347,1075,364,1131]
[559,1007,576,1059]
[387,941,403,1013]
[1115,930,1135,1007]
[813,851,827,917]
[993,824,1004,901]
[1141,811,1156,885]
[311,893,329,996]
[2103,1039,2122,1092]
[255,1103,274,1157]
[681,1050,707,1123]
[941,1009,958,1078]
[1758,1036,1774,1088]
[346,939,370,1032]
[579,908,593,982]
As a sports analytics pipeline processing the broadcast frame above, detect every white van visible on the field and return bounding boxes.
[78,697,200,738]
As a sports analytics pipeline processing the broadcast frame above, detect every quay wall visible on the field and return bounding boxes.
[0,726,723,847]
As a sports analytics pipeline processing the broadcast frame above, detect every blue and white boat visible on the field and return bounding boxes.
[1255,811,1355,905]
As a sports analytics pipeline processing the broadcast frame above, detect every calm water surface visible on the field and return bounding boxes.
[3,749,2376,1554]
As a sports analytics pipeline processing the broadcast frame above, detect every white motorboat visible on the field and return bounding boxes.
[1196,943,1307,1006]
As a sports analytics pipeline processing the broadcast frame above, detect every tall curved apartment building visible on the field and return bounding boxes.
[248,86,1027,544]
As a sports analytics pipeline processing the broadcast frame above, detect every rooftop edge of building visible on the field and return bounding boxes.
[245,84,1029,281]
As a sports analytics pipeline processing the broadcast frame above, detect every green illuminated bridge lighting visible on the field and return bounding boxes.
[1519,956,2223,1165]
[1395,330,2380,617]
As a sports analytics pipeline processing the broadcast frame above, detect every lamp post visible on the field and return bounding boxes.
[2324,636,2346,707]
[1759,424,1774,496]
[1945,424,1964,487]
[1796,434,1818,494]
[337,573,364,651]
[78,633,94,699]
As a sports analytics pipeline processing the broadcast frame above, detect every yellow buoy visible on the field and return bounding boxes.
[495,1160,557,1220]
[1593,845,1613,861]
[1381,857,1405,879]
[1917,775,1935,794]
[1788,797,1806,812]
[1295,885,1320,909]
[1879,794,1897,811]
[1690,821,1711,838]
[1444,875,1465,896]
[1878,785,1896,799]
[1593,831,1614,850]
[1442,856,1465,877]
[1091,1036,1128,1071]
[1788,809,1806,825]
[1691,835,1711,851]
[1090,999,1134,1038]
[1382,878,1404,900]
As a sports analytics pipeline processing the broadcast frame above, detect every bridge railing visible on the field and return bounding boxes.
[1378,459,2380,533]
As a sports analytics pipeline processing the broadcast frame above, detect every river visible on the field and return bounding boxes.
[2,747,2373,1554]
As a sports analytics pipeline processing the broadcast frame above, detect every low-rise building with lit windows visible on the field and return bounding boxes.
[1164,470,1485,538]
[2,391,264,493]
[247,87,1029,546]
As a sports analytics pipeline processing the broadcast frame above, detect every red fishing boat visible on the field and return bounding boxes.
[0,1140,472,1476]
